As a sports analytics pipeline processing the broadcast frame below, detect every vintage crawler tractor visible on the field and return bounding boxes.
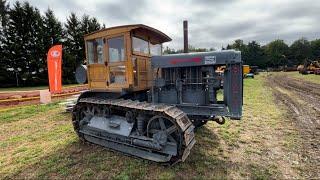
[72,24,243,164]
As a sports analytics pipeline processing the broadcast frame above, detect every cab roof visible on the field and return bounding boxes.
[84,24,172,44]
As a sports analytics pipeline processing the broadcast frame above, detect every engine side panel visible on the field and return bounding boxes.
[151,50,243,120]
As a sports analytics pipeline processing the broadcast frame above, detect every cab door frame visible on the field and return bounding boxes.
[86,38,108,90]
[131,35,152,91]
[104,32,133,90]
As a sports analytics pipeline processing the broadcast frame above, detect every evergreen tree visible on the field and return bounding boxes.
[63,13,101,83]
[43,8,64,47]
[0,2,104,87]
[246,41,267,68]
[265,39,289,67]
[25,4,46,85]
[0,0,9,84]
[79,15,101,64]
[42,8,64,81]
[0,0,8,41]
[80,14,90,34]
[4,1,26,86]
[3,2,46,86]
[0,0,9,44]
[64,13,82,83]
[88,17,101,32]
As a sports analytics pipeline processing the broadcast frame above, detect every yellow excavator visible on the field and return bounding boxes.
[297,59,320,75]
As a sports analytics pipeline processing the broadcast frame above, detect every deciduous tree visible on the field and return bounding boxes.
[289,38,312,65]
[42,8,64,81]
[265,39,289,67]
[311,39,320,60]
[246,41,267,68]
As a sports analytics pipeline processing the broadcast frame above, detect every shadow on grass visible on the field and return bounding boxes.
[9,125,278,179]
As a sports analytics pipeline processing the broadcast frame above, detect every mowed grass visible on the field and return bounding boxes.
[284,71,320,84]
[0,74,302,179]
[0,103,60,123]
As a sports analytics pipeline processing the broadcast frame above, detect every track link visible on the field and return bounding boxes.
[72,97,195,164]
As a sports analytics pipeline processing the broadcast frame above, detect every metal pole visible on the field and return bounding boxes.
[183,20,188,53]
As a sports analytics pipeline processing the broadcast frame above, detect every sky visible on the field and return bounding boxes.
[7,0,320,50]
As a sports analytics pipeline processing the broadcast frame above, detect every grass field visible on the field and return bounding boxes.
[282,71,320,84]
[0,74,305,179]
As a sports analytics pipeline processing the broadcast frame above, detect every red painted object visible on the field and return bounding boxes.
[47,45,62,93]
[170,57,201,64]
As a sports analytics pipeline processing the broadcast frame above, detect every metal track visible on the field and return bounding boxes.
[72,97,195,164]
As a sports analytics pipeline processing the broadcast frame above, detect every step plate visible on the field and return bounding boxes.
[88,116,133,137]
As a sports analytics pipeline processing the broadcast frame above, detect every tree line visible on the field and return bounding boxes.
[0,0,103,87]
[1,0,320,87]
[164,38,320,69]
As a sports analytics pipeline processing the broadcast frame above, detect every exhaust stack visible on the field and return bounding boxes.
[183,20,188,53]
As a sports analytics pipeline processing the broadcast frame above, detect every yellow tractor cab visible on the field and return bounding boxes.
[83,24,171,92]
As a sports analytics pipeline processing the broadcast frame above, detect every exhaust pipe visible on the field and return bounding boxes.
[183,20,188,53]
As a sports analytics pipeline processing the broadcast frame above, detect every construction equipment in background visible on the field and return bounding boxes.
[250,66,259,75]
[243,65,254,78]
[71,24,243,164]
[297,59,320,75]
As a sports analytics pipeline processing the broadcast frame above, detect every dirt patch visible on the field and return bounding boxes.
[266,73,320,179]
[0,85,87,100]
[0,85,87,107]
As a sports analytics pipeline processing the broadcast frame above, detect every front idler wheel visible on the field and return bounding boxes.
[147,115,181,147]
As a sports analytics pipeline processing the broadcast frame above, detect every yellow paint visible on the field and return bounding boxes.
[243,65,250,75]
[84,24,171,92]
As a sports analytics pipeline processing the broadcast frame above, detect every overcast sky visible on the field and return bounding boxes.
[8,0,320,49]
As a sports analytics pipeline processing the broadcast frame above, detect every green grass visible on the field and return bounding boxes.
[0,74,303,179]
[284,71,320,84]
[0,102,60,123]
[0,84,82,92]
[213,73,301,179]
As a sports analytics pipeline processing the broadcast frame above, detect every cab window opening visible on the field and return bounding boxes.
[87,38,104,64]
[132,36,149,55]
[108,36,125,62]
[132,36,162,56]
[150,43,162,55]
